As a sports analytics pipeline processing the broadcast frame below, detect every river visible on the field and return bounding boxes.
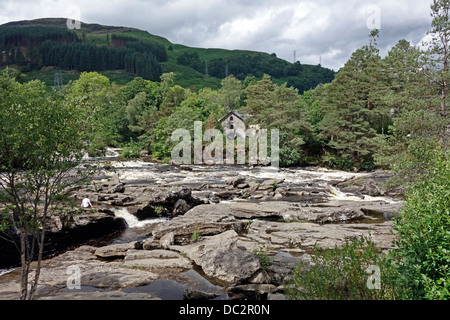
[0,148,403,298]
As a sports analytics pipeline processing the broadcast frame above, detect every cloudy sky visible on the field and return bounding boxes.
[0,0,433,71]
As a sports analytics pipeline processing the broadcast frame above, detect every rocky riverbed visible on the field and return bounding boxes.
[0,150,404,300]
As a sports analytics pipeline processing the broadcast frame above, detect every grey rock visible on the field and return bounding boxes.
[94,242,138,259]
[160,232,175,249]
[248,270,272,284]
[172,230,261,284]
[124,249,193,271]
[183,288,219,300]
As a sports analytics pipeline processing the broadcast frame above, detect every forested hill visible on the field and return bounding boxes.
[0,18,335,90]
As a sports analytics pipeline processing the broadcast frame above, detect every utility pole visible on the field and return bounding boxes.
[54,70,63,91]
[205,60,209,82]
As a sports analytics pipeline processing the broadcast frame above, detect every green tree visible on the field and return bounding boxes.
[152,105,204,161]
[427,0,450,132]
[197,87,226,121]
[0,70,89,300]
[126,92,148,130]
[219,75,242,112]
[374,40,435,180]
[318,31,384,169]
[244,75,312,166]
[158,84,187,118]
[375,2,450,185]
[65,72,112,155]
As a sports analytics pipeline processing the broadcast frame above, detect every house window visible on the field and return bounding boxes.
[230,116,234,121]
[230,124,234,129]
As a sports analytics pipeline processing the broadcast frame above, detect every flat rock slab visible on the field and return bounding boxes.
[124,249,193,271]
[32,245,159,293]
[94,242,139,259]
[246,219,396,251]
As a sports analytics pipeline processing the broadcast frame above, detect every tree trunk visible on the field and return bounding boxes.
[19,231,28,300]
[28,228,46,300]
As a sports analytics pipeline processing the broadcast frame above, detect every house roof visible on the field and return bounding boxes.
[218,110,246,123]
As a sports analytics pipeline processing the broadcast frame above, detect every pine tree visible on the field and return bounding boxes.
[317,31,383,167]
[374,1,450,184]
[426,0,450,140]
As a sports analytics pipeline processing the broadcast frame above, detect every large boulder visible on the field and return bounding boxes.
[171,230,261,284]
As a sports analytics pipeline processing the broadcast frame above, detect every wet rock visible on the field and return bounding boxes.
[229,284,278,299]
[23,211,127,266]
[183,288,219,300]
[132,187,205,220]
[333,171,400,197]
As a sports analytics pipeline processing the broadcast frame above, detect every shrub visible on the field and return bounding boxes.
[392,152,450,300]
[254,244,272,271]
[285,236,401,300]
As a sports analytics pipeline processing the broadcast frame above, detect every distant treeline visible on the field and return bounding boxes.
[177,51,335,93]
[0,26,166,81]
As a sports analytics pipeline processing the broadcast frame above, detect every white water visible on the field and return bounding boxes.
[0,268,16,277]
[113,208,168,228]
[326,184,400,204]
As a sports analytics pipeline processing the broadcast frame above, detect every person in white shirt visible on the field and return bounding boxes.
[81,196,94,209]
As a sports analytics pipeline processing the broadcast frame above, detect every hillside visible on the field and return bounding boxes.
[0,18,335,91]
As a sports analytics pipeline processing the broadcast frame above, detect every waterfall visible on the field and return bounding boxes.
[112,208,167,228]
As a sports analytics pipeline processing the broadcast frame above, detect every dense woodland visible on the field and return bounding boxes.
[0,22,335,92]
[0,0,449,301]
[0,27,166,81]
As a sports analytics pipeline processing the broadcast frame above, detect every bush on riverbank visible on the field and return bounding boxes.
[285,236,402,300]
[391,151,450,300]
